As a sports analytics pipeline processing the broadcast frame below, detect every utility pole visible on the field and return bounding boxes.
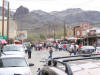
[48,24,50,38]
[7,2,9,43]
[2,0,5,36]
[53,24,56,41]
[64,20,66,41]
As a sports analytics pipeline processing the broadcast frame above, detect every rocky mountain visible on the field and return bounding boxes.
[14,6,29,19]
[0,7,14,18]
[13,6,100,33]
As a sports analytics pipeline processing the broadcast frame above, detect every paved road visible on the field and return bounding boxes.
[26,49,69,75]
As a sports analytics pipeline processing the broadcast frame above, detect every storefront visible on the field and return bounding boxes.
[85,28,100,46]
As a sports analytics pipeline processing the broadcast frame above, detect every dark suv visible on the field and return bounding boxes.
[38,54,100,75]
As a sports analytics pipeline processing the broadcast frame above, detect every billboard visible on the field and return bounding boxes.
[79,23,90,30]
[17,31,27,40]
[88,30,96,36]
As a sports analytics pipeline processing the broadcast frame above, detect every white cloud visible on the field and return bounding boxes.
[0,0,100,12]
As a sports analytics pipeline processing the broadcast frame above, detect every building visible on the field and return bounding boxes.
[86,27,100,46]
[73,23,91,45]
[66,25,74,37]
[0,16,17,39]
[74,23,91,38]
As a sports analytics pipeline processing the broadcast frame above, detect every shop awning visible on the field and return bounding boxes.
[0,39,7,44]
[67,37,83,40]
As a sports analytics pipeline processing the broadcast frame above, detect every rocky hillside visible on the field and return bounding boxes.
[7,6,100,32]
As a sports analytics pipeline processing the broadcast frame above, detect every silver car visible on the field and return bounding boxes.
[78,46,95,54]
[0,55,34,75]
[2,44,26,57]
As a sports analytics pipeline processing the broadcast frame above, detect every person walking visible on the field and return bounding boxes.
[73,45,77,55]
[58,44,62,51]
[27,45,32,59]
[48,47,53,58]
[69,46,73,56]
[63,44,67,51]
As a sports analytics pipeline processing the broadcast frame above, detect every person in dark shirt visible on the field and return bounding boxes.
[48,47,53,58]
[27,45,32,59]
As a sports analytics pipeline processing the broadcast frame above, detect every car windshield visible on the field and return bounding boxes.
[96,47,100,51]
[0,58,27,68]
[61,41,68,44]
[81,46,95,50]
[3,45,24,52]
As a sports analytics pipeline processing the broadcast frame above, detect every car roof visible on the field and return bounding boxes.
[49,54,100,75]
[96,47,100,48]
[0,55,24,59]
[4,44,23,47]
[50,67,67,75]
[81,46,95,49]
[82,46,94,47]
[5,44,22,46]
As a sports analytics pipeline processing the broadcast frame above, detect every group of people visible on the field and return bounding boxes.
[26,41,82,59]
[69,44,82,55]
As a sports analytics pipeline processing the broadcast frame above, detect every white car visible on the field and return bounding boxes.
[0,55,33,75]
[95,47,100,54]
[2,44,26,57]
[78,46,95,54]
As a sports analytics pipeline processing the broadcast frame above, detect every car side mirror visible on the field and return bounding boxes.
[29,63,34,67]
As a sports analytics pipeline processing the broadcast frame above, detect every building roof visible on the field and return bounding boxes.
[86,27,100,34]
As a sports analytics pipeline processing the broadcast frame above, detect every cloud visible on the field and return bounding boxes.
[2,0,100,12]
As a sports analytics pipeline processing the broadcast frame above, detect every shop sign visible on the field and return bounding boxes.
[88,30,96,36]
[16,31,27,40]
[0,36,7,39]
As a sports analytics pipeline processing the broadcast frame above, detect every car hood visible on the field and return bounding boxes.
[0,67,32,75]
[71,62,100,75]
[3,51,25,57]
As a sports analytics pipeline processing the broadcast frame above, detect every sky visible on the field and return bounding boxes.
[0,0,100,12]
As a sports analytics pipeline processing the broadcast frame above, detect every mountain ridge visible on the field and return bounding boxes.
[0,6,100,33]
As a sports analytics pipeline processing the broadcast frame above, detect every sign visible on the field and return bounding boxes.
[88,30,96,36]
[97,38,100,42]
[0,36,7,39]
[80,23,90,30]
[16,31,27,40]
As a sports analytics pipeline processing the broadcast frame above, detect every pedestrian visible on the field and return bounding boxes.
[78,43,82,51]
[48,47,53,58]
[56,42,58,51]
[69,47,73,56]
[58,44,62,51]
[27,45,32,59]
[39,43,42,50]
[63,44,67,51]
[73,45,77,55]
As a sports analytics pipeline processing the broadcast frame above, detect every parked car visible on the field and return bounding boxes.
[94,47,100,54]
[0,55,34,75]
[2,44,26,57]
[38,54,100,75]
[78,46,95,54]
[60,41,68,45]
[22,44,28,53]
